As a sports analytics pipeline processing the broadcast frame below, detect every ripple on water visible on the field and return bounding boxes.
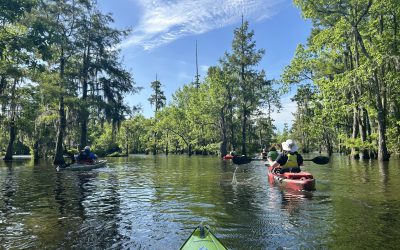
[1,155,400,249]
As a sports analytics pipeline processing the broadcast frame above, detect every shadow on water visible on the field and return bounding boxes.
[1,162,16,214]
[54,169,124,249]
[280,188,313,215]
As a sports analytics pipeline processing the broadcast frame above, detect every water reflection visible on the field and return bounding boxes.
[1,155,400,249]
[1,162,16,216]
[281,189,313,214]
[378,160,389,188]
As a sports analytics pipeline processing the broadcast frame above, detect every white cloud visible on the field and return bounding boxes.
[121,0,283,50]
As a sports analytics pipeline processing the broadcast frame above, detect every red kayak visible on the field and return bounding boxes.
[267,166,315,191]
[223,154,234,160]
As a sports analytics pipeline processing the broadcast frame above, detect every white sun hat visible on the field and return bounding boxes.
[282,139,298,152]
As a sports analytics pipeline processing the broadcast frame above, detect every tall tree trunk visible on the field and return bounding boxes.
[33,139,40,162]
[351,105,359,158]
[228,91,235,151]
[4,79,17,161]
[241,108,247,155]
[0,75,7,96]
[152,131,157,155]
[188,144,192,156]
[324,131,333,156]
[359,107,370,159]
[373,71,390,161]
[125,129,129,156]
[80,112,88,149]
[364,109,374,158]
[350,30,361,159]
[79,44,90,150]
[165,131,169,155]
[220,108,228,156]
[54,55,67,165]
[4,119,16,161]
[111,120,117,144]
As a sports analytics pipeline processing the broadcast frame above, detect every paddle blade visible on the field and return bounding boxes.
[310,156,330,165]
[232,156,252,165]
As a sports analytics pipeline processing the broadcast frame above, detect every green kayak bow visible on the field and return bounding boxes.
[180,225,227,250]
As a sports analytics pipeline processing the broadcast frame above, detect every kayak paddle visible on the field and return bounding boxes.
[304,156,330,165]
[232,155,330,165]
[231,156,254,165]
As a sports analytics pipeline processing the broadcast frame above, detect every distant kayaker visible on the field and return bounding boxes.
[266,144,279,162]
[269,139,303,174]
[76,146,97,164]
[260,147,268,159]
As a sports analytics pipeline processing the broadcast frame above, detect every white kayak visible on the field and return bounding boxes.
[61,160,107,171]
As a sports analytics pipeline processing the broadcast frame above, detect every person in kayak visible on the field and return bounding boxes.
[260,147,268,159]
[269,139,303,174]
[266,144,279,162]
[76,146,97,164]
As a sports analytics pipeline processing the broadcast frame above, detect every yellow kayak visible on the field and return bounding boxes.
[180,225,228,250]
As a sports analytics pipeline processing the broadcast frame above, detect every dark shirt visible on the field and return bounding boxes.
[77,150,97,162]
[275,152,303,166]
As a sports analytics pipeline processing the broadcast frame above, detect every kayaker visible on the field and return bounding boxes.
[270,139,303,174]
[266,144,279,162]
[76,146,97,164]
[260,147,268,159]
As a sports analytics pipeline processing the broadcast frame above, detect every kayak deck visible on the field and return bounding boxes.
[180,225,227,250]
[63,160,107,171]
[222,154,234,160]
[267,166,315,191]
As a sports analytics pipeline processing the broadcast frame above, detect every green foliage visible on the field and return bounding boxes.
[282,0,400,158]
[90,124,118,157]
[0,0,138,162]
[148,79,166,114]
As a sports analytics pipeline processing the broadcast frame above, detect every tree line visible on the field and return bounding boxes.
[2,0,398,164]
[1,1,281,163]
[283,0,399,161]
[1,0,138,164]
[122,19,281,157]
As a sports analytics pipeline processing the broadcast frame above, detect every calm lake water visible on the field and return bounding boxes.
[1,154,400,249]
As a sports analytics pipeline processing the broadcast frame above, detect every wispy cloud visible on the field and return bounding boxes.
[121,0,283,50]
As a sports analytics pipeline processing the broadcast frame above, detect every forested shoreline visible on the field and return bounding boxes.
[1,0,399,164]
[284,0,400,161]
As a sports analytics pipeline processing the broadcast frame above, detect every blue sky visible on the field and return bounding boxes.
[97,0,311,131]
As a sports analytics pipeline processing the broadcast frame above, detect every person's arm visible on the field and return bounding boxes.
[270,161,280,168]
[266,152,272,164]
[297,154,304,166]
[267,154,275,165]
[270,154,284,168]
[90,152,97,160]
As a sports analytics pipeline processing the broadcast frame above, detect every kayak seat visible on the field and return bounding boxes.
[283,172,313,179]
